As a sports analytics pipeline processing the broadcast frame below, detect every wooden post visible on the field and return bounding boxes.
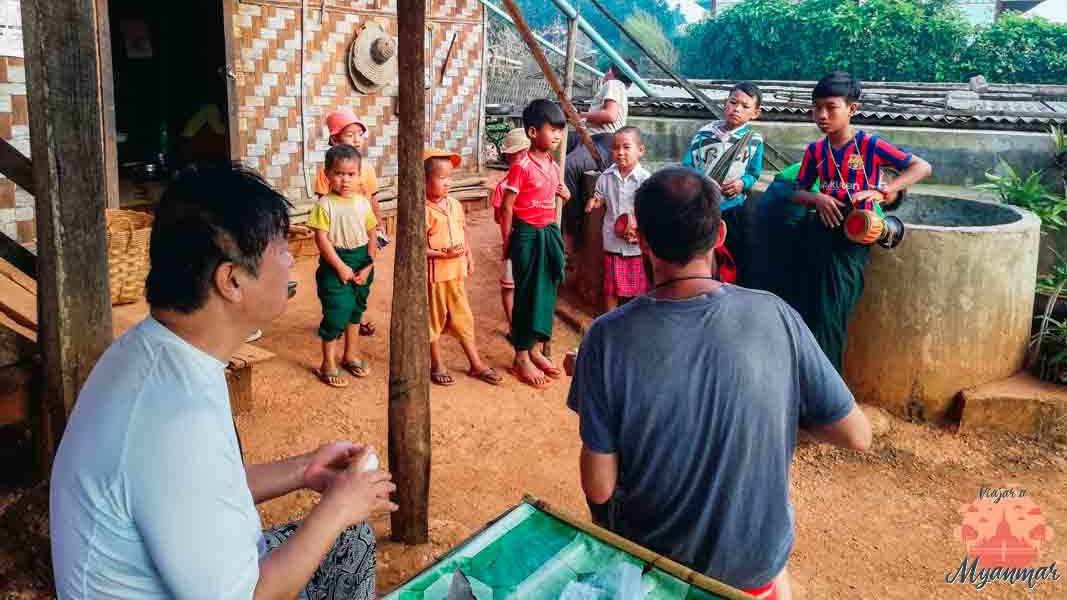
[389,0,431,544]
[553,17,578,175]
[500,0,600,165]
[21,0,117,462]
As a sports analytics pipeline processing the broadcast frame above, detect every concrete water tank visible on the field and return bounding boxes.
[843,196,1040,422]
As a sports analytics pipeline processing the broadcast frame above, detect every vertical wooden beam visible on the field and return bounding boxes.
[389,0,431,544]
[22,0,116,461]
[94,0,120,208]
[221,0,242,161]
[554,16,578,175]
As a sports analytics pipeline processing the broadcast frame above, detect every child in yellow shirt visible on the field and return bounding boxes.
[316,108,386,336]
[308,144,379,387]
[424,148,501,386]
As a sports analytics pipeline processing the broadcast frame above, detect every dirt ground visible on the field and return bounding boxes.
[2,206,1066,599]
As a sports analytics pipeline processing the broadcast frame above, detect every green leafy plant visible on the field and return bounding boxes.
[1053,124,1067,193]
[1038,260,1067,296]
[1030,277,1067,385]
[977,160,1067,230]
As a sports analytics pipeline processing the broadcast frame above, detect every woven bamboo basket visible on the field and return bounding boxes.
[106,209,153,305]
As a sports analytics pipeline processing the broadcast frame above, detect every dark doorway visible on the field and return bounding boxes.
[108,0,232,206]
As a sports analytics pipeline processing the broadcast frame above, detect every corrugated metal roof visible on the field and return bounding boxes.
[626,80,1067,131]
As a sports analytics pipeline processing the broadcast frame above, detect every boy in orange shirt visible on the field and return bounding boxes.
[316,108,386,336]
[425,148,502,386]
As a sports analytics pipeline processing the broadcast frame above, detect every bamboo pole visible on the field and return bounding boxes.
[499,0,601,165]
[554,16,578,176]
[389,0,431,544]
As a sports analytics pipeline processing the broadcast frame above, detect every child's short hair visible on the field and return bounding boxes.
[614,126,642,144]
[635,168,721,266]
[522,99,566,131]
[731,81,763,107]
[325,144,361,171]
[813,71,862,103]
[610,57,639,87]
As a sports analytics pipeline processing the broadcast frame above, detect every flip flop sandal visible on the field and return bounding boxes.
[342,359,370,378]
[314,368,348,388]
[536,362,563,379]
[469,367,503,386]
[359,321,376,336]
[506,367,551,390]
[431,371,456,386]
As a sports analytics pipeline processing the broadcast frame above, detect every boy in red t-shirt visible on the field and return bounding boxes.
[499,100,570,389]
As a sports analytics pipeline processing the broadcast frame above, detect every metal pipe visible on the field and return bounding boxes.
[539,0,656,97]
[586,0,789,169]
[478,0,602,77]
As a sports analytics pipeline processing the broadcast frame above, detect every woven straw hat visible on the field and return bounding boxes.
[500,128,531,155]
[349,22,396,94]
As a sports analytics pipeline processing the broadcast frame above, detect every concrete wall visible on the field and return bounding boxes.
[630,116,1057,188]
[842,196,1041,421]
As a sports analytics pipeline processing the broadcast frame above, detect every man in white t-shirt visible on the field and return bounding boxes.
[564,58,638,244]
[50,164,396,599]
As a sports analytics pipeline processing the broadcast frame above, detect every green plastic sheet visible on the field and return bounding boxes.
[384,503,736,599]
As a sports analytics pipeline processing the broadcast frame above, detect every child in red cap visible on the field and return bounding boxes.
[317,108,386,336]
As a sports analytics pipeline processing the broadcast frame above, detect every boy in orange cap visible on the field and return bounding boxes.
[491,128,531,335]
[317,108,386,336]
[425,148,501,386]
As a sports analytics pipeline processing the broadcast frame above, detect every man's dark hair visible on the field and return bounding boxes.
[731,81,763,108]
[614,125,642,144]
[146,163,292,313]
[610,57,640,87]
[812,71,862,103]
[522,99,566,131]
[635,168,721,265]
[325,144,362,171]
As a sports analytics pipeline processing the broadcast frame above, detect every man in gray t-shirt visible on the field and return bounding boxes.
[567,168,872,599]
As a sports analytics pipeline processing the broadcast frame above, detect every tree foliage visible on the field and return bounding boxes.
[622,10,679,71]
[677,0,1067,84]
[962,14,1067,84]
[514,0,684,64]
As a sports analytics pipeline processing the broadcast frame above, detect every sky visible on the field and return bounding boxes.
[667,0,709,24]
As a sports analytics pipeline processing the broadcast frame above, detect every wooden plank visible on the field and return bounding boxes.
[0,138,36,196]
[0,231,36,279]
[22,0,117,465]
[0,257,37,295]
[0,274,37,331]
[499,0,601,164]
[390,0,432,545]
[0,312,36,343]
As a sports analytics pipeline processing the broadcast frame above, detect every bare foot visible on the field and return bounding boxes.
[511,354,550,389]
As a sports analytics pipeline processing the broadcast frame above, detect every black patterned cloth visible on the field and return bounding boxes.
[263,521,377,599]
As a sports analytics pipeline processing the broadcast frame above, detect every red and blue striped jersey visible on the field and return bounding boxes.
[796,130,912,205]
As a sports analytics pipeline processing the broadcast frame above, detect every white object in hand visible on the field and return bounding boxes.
[362,452,380,472]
